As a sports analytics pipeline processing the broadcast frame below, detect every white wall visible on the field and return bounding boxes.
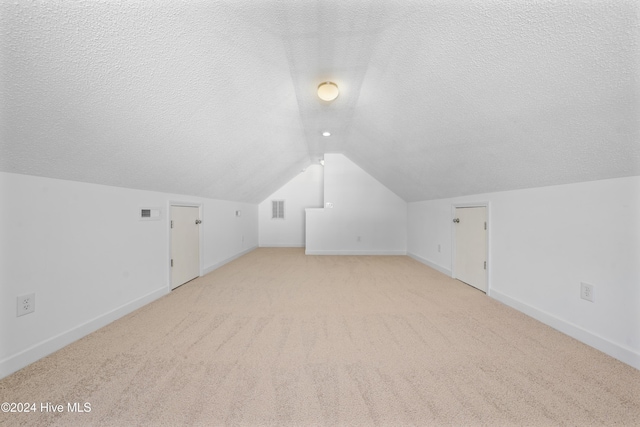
[259,165,323,247]
[4,169,636,377]
[407,176,640,369]
[0,172,258,379]
[306,153,407,254]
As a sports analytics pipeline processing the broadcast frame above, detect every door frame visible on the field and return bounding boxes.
[168,201,204,291]
[451,202,491,295]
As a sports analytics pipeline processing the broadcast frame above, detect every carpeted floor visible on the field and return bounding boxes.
[1,248,639,426]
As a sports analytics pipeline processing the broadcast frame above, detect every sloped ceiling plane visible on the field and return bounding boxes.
[1,1,638,203]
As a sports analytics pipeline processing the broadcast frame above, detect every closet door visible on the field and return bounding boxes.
[171,206,200,289]
[453,206,487,292]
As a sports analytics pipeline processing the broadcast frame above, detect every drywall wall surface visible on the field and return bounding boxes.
[407,176,640,368]
[407,199,453,275]
[259,165,323,247]
[0,172,258,378]
[306,153,406,254]
[203,199,258,271]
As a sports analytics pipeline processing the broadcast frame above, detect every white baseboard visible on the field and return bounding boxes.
[407,252,452,276]
[258,243,305,248]
[0,287,168,380]
[490,289,640,371]
[305,249,406,255]
[203,245,257,275]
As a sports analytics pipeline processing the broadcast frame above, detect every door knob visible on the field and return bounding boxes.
[195,219,202,225]
[453,218,460,223]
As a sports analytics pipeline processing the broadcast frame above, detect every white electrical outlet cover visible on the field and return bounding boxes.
[17,293,35,316]
[580,282,594,302]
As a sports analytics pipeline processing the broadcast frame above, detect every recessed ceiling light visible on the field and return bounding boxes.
[317,82,339,101]
[322,131,331,137]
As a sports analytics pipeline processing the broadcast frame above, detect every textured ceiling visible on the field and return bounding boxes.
[1,1,639,203]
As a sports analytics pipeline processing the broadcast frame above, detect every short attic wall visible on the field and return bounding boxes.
[305,153,407,255]
[258,165,324,247]
[0,171,258,379]
[407,175,640,370]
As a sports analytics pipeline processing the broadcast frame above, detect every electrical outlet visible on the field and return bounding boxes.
[17,293,35,317]
[580,282,594,302]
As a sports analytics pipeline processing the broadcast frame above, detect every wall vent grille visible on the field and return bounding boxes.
[140,207,161,221]
[272,200,285,219]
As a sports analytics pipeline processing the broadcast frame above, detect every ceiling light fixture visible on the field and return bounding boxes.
[320,159,325,166]
[317,81,339,101]
[322,131,331,137]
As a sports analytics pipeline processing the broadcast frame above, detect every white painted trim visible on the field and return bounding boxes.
[407,252,453,276]
[0,287,168,380]
[490,289,640,371]
[168,201,204,291]
[259,243,305,248]
[203,245,258,275]
[305,250,407,255]
[451,202,491,293]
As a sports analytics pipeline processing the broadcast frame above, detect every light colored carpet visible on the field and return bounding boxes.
[1,248,639,426]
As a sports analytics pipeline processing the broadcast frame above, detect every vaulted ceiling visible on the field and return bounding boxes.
[1,1,639,203]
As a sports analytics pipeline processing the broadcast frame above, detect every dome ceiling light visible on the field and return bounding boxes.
[317,81,339,102]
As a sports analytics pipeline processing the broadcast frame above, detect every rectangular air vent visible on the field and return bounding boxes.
[139,207,161,221]
[272,200,284,219]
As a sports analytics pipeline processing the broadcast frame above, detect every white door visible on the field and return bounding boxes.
[171,206,200,289]
[453,206,487,292]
